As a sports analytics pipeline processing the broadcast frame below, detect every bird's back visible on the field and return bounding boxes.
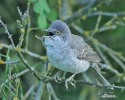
[69,34,101,62]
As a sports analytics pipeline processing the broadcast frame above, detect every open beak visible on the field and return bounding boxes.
[44,29,54,36]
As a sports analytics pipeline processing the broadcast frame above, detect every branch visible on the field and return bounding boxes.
[0,60,20,64]
[64,0,96,23]
[25,3,31,51]
[46,83,60,100]
[98,63,121,76]
[0,18,42,81]
[24,84,36,100]
[43,76,125,91]
[77,80,125,90]
[85,12,125,18]
[0,19,15,47]
[97,42,125,71]
[1,43,46,61]
[35,61,48,100]
[64,0,125,24]
[0,86,8,100]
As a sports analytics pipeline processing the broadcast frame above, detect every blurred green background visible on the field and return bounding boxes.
[0,0,125,100]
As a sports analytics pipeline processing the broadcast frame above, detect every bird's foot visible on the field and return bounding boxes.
[53,71,63,83]
[65,74,76,91]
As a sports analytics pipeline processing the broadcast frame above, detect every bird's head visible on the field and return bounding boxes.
[45,20,71,41]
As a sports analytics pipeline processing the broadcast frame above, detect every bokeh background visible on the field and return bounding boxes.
[0,0,125,100]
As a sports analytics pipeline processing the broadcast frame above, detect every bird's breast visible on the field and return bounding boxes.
[44,36,90,73]
[46,44,90,74]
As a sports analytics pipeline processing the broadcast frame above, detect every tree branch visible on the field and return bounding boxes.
[64,0,96,23]
[77,80,125,90]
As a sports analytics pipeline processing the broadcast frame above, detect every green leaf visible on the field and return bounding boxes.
[38,14,47,28]
[43,0,50,13]
[28,0,37,2]
[46,9,57,21]
[33,0,50,14]
[33,0,43,14]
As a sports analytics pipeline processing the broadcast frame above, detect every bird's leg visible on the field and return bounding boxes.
[53,71,63,82]
[65,73,76,91]
[62,72,67,80]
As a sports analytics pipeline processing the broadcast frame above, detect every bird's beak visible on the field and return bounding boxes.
[43,29,54,36]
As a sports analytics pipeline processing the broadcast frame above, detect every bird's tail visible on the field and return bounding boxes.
[82,66,112,88]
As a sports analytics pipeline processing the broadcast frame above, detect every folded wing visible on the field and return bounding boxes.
[70,34,101,62]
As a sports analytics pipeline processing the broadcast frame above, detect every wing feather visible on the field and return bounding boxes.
[70,34,101,62]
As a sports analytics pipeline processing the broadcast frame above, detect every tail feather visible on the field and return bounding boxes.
[82,67,111,87]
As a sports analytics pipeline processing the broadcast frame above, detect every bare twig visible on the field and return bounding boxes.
[30,27,41,31]
[44,77,125,91]
[98,63,121,76]
[24,84,36,100]
[0,19,15,47]
[17,7,23,20]
[25,3,31,51]
[108,53,125,70]
[64,2,125,24]
[0,60,20,64]
[0,18,42,81]
[1,43,46,61]
[35,60,48,100]
[77,80,125,90]
[98,43,125,63]
[46,83,60,100]
[93,44,121,76]
[94,43,111,66]
[35,82,45,100]
[85,12,125,18]
[94,15,102,31]
[0,86,8,100]
[64,0,96,23]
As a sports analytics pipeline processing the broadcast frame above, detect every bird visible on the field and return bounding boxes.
[43,20,111,90]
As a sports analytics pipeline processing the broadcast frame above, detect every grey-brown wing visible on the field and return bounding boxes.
[70,34,101,62]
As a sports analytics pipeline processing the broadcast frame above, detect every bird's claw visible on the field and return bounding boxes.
[53,71,62,83]
[65,74,76,91]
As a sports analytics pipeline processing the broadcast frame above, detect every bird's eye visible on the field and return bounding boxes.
[56,30,60,34]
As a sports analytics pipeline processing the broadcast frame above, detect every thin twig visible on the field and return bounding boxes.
[94,43,111,66]
[1,43,46,60]
[108,53,125,70]
[85,11,125,18]
[0,18,42,81]
[64,0,96,23]
[77,80,125,90]
[0,60,21,64]
[98,43,125,62]
[24,84,36,100]
[35,60,48,100]
[17,69,29,76]
[0,19,15,47]
[46,83,60,100]
[94,15,102,31]
[94,43,120,75]
[30,27,41,31]
[25,3,31,51]
[98,63,121,76]
[35,82,45,100]
[17,7,23,20]
[0,86,8,100]
[89,17,116,39]
[64,2,125,24]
